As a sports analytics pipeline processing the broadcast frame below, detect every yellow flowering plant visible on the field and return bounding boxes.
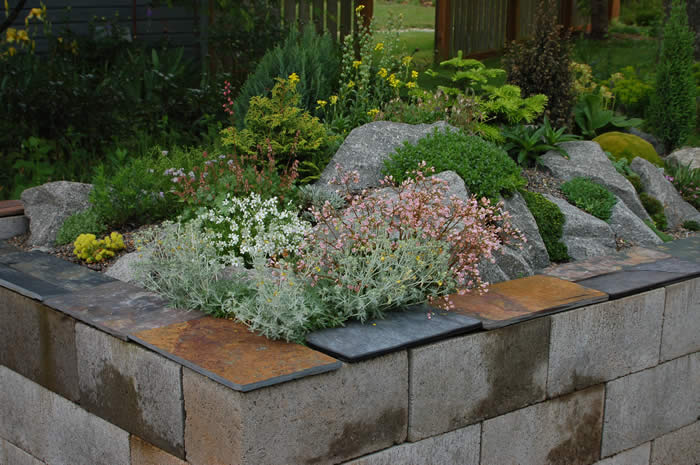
[73,232,125,264]
[1,2,47,58]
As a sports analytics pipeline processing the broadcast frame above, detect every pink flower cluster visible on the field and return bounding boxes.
[222,81,234,117]
[298,164,524,304]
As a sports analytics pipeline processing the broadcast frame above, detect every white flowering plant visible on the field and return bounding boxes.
[197,192,311,267]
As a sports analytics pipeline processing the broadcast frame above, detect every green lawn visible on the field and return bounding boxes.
[373,0,435,29]
[572,35,659,81]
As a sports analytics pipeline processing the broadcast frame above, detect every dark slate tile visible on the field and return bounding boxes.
[0,263,68,301]
[577,258,700,299]
[652,236,700,263]
[0,286,79,402]
[133,316,342,392]
[449,275,609,329]
[540,247,672,282]
[0,240,20,256]
[306,304,482,362]
[43,280,203,341]
[5,251,117,291]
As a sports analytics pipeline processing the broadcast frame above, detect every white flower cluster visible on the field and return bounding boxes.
[197,192,310,266]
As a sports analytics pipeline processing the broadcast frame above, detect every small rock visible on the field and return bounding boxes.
[105,251,144,284]
[607,196,662,247]
[544,195,617,260]
[666,147,700,171]
[21,181,93,248]
[630,157,700,229]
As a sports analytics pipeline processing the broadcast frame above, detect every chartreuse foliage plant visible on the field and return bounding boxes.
[73,232,125,263]
[560,178,617,221]
[647,0,696,152]
[520,189,569,262]
[594,132,663,167]
[383,128,525,200]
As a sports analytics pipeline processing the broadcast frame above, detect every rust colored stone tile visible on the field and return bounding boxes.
[0,200,23,218]
[540,247,671,282]
[133,316,342,392]
[449,275,608,329]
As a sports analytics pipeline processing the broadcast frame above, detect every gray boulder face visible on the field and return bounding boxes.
[608,196,662,247]
[539,141,651,222]
[501,192,550,271]
[105,251,144,285]
[625,127,665,157]
[317,120,453,192]
[544,195,617,260]
[630,157,700,229]
[21,181,93,248]
[666,147,700,171]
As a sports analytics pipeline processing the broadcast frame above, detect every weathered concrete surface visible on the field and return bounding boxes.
[342,424,480,465]
[481,385,605,465]
[0,437,45,465]
[0,287,79,402]
[183,351,408,465]
[0,215,28,240]
[650,421,700,465]
[130,435,187,465]
[75,323,185,458]
[408,318,550,441]
[0,366,130,465]
[547,289,664,397]
[602,353,700,457]
[593,442,650,465]
[661,278,700,362]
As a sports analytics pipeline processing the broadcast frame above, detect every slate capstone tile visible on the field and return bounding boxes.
[43,280,203,340]
[540,246,671,282]
[448,275,608,329]
[0,263,68,301]
[577,258,700,299]
[134,316,342,392]
[306,304,482,362]
[4,251,117,291]
[652,235,700,263]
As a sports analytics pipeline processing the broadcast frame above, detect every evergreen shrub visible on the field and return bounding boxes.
[560,178,617,221]
[520,189,570,262]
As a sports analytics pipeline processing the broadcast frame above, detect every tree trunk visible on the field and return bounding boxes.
[590,0,609,40]
[686,0,700,59]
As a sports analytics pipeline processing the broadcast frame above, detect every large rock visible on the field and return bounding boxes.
[544,195,617,260]
[666,146,700,171]
[540,141,651,222]
[608,196,662,247]
[317,121,453,192]
[21,181,93,248]
[624,127,665,157]
[501,192,550,271]
[630,157,700,229]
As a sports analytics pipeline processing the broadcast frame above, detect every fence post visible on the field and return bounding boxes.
[435,0,451,61]
[506,0,520,42]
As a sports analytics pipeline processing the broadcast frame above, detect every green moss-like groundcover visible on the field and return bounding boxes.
[520,189,570,262]
[594,131,663,167]
[560,177,617,221]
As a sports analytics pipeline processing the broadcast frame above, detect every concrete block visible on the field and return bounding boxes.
[408,317,550,441]
[0,437,45,465]
[661,278,700,362]
[548,289,664,397]
[0,366,130,465]
[602,353,700,457]
[341,424,480,465]
[130,435,187,465]
[0,287,79,402]
[0,215,28,240]
[481,385,605,465]
[75,323,184,458]
[593,443,650,465]
[183,351,408,465]
[650,421,700,465]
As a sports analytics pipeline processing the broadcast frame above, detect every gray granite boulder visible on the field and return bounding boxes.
[666,147,700,171]
[608,196,662,247]
[630,157,700,229]
[624,127,665,157]
[21,181,93,248]
[501,192,550,270]
[105,251,144,285]
[544,195,617,260]
[539,141,651,222]
[317,120,453,192]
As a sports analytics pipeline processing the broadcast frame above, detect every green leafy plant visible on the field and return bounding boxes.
[383,128,525,200]
[574,94,642,138]
[502,117,580,166]
[520,189,570,262]
[594,131,663,167]
[682,220,700,230]
[607,155,644,193]
[644,219,674,242]
[640,192,669,230]
[612,66,654,118]
[425,50,507,94]
[503,0,574,127]
[560,178,617,221]
[664,162,700,209]
[647,0,696,152]
[55,209,107,246]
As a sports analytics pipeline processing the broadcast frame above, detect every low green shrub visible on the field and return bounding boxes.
[594,131,663,167]
[383,128,525,200]
[682,220,700,231]
[665,161,700,209]
[560,178,617,221]
[639,192,669,230]
[55,209,107,246]
[520,189,570,262]
[644,219,674,242]
[607,154,644,193]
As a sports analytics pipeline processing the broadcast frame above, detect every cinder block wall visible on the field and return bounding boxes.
[1,279,698,465]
